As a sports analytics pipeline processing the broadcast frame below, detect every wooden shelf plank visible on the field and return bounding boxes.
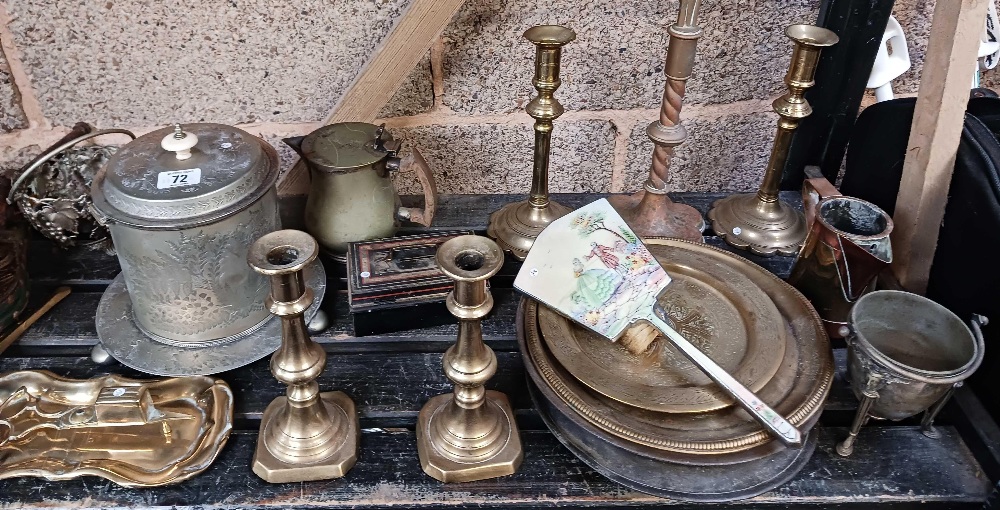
[891,0,990,294]
[0,428,987,509]
[0,349,861,425]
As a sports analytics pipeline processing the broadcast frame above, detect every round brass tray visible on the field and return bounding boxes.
[540,243,787,413]
[520,238,833,456]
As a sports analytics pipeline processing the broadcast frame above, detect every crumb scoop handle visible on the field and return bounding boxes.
[648,303,803,447]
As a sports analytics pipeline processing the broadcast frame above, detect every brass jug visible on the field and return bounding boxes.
[285,122,437,261]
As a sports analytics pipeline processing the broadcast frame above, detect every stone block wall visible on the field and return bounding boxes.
[0,0,994,195]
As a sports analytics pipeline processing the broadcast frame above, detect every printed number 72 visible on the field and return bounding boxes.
[172,174,189,184]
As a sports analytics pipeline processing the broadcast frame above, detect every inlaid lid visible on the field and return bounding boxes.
[91,123,278,230]
[296,122,396,173]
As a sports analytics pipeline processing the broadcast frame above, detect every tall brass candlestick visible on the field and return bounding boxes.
[707,25,838,256]
[416,235,522,482]
[248,230,358,483]
[487,25,576,260]
[608,0,705,241]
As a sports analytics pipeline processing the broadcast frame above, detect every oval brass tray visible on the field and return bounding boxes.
[540,238,787,413]
[520,238,833,456]
[0,371,233,487]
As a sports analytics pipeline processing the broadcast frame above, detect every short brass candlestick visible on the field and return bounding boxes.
[707,25,838,256]
[487,25,576,260]
[416,235,523,482]
[608,0,705,242]
[248,230,358,483]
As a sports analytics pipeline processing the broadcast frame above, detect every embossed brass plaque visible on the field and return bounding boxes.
[540,240,787,413]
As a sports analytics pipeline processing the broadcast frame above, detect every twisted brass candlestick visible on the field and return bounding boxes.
[248,230,358,483]
[707,25,838,256]
[416,235,522,482]
[487,25,576,260]
[608,0,705,242]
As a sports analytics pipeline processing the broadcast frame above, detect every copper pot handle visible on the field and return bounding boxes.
[397,147,437,227]
[7,128,137,204]
[801,165,841,230]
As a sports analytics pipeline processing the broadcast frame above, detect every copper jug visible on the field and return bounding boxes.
[284,123,437,261]
[787,195,893,337]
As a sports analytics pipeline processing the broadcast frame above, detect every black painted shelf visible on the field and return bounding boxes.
[3,193,995,509]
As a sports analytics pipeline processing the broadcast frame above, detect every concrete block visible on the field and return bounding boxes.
[883,0,1000,95]
[258,134,303,183]
[0,50,27,133]
[441,0,818,115]
[889,0,936,95]
[379,54,435,118]
[391,119,615,194]
[623,111,775,192]
[5,0,424,127]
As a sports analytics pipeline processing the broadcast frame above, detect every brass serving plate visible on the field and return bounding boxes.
[540,243,787,413]
[0,371,233,487]
[521,238,833,455]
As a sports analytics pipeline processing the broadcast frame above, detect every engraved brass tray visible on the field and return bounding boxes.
[0,371,233,487]
[540,243,787,413]
[521,238,833,456]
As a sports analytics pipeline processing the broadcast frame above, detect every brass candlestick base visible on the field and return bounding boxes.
[487,25,576,261]
[417,235,523,482]
[608,189,705,242]
[488,200,571,259]
[708,25,838,256]
[248,230,359,483]
[608,0,704,242]
[706,195,807,256]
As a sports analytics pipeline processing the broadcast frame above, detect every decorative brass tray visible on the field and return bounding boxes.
[540,243,787,413]
[521,238,833,456]
[0,371,233,487]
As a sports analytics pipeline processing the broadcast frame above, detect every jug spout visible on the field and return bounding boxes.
[282,136,306,157]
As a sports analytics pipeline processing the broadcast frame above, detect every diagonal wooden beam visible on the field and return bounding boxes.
[278,0,467,196]
[891,0,989,294]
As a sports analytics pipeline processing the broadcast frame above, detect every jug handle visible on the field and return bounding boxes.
[397,147,437,227]
[801,165,841,230]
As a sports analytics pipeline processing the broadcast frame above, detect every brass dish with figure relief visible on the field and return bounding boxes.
[540,239,788,413]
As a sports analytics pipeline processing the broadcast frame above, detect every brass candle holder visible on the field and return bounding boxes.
[416,235,523,482]
[248,230,359,483]
[608,0,705,242]
[707,25,838,256]
[487,25,576,260]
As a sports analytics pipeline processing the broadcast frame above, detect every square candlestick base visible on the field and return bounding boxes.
[252,391,359,483]
[417,391,523,483]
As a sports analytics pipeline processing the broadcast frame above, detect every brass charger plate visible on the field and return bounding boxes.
[540,239,788,413]
[519,238,833,456]
[0,370,233,487]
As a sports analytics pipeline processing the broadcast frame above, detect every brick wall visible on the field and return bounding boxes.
[0,0,992,195]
